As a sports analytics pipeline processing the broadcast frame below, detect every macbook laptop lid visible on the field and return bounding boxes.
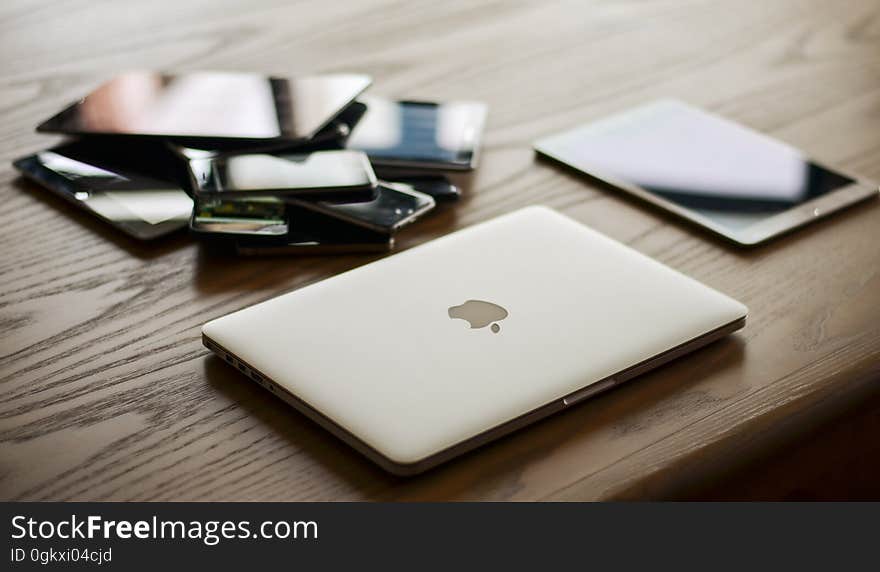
[202,206,747,474]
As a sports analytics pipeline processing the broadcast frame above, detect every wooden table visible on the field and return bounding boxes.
[1,0,879,501]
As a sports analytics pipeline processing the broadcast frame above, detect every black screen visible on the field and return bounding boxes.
[36,72,371,143]
[188,150,376,198]
[347,98,487,169]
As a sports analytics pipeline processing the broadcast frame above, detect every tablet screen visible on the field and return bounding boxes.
[535,100,854,231]
[36,72,371,143]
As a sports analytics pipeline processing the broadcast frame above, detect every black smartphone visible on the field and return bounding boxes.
[347,97,487,170]
[386,176,461,202]
[288,182,435,234]
[235,208,393,256]
[13,140,193,240]
[186,150,378,202]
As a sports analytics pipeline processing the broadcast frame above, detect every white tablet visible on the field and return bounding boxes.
[535,100,878,246]
[202,206,747,474]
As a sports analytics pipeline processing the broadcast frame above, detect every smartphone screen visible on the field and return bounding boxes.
[187,150,377,200]
[13,140,193,240]
[290,182,435,234]
[535,100,857,235]
[347,97,487,170]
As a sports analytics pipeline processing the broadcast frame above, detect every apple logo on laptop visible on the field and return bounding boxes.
[448,300,508,333]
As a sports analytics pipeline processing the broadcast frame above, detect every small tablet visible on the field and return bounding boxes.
[347,97,487,171]
[535,99,878,246]
[14,140,193,240]
[36,71,372,146]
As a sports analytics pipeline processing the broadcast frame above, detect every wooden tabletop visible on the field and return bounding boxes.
[2,0,879,501]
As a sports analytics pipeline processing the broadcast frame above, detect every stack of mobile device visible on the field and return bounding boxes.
[13,71,488,254]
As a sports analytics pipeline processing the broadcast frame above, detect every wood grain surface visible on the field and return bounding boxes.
[1,0,879,501]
